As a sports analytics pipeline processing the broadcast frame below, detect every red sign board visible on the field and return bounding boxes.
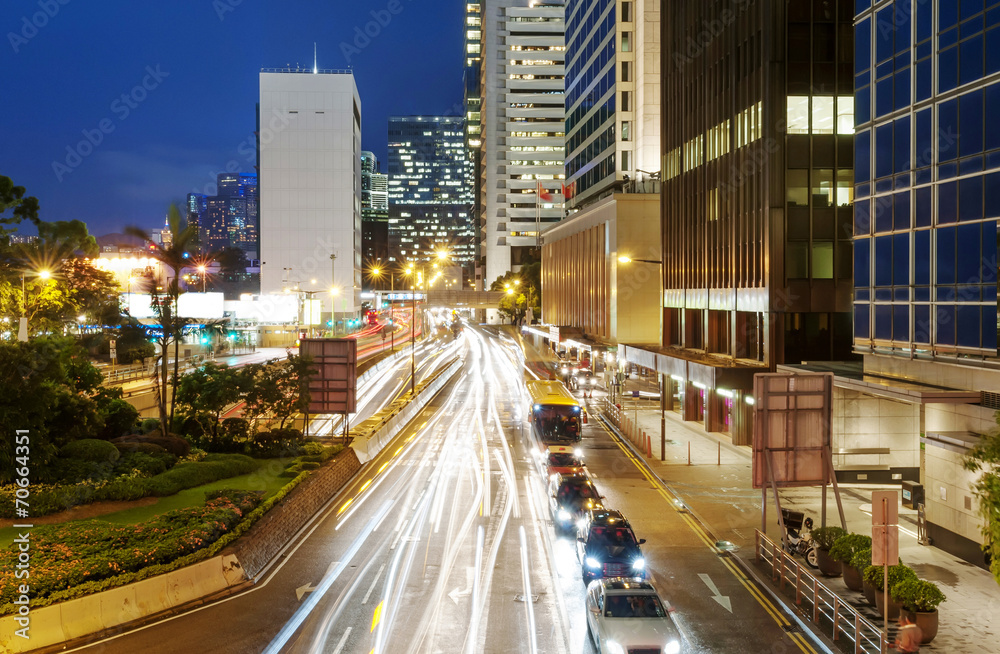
[300,338,357,414]
[752,373,833,489]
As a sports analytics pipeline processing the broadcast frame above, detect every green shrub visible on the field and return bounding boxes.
[114,441,168,456]
[221,418,251,441]
[811,526,847,551]
[864,562,916,591]
[245,437,303,459]
[47,458,111,484]
[892,578,946,612]
[99,399,139,439]
[850,547,873,571]
[830,533,872,564]
[59,439,120,463]
[144,454,259,497]
[301,442,325,456]
[140,418,160,434]
[114,452,175,477]
[205,488,264,503]
[113,434,190,457]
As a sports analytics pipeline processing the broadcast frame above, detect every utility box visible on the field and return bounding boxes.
[901,481,924,509]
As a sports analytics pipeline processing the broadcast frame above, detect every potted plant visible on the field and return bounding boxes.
[811,526,847,577]
[892,578,945,644]
[864,563,917,619]
[847,544,873,595]
[831,533,871,589]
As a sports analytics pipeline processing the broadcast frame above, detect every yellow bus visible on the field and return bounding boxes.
[526,379,585,443]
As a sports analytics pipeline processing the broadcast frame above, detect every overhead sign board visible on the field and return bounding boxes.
[300,338,357,414]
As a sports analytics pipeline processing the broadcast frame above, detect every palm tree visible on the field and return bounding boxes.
[125,204,200,432]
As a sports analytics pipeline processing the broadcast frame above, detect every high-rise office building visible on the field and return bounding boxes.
[477,0,566,292]
[258,68,362,322]
[186,193,207,239]
[564,0,659,208]
[847,0,999,566]
[464,1,484,288]
[361,151,389,221]
[387,116,474,272]
[201,173,258,257]
[615,2,856,447]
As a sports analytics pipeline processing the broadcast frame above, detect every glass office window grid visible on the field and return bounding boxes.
[854,0,1000,355]
[565,0,617,203]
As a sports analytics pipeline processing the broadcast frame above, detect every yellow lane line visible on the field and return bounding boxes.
[596,419,814,654]
[370,599,384,632]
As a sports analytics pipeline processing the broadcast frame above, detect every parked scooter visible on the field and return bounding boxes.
[780,509,819,569]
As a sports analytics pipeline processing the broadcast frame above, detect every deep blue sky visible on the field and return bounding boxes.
[1,0,465,237]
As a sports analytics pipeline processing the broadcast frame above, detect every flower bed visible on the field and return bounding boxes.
[0,491,262,612]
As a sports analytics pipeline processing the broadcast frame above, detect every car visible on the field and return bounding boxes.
[548,472,603,535]
[538,445,585,477]
[585,578,684,654]
[577,509,647,583]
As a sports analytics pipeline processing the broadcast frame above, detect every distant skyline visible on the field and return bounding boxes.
[1,0,465,237]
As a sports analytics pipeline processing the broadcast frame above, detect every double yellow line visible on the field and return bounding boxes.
[597,420,819,654]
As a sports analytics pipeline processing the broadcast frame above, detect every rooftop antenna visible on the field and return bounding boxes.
[313,43,317,74]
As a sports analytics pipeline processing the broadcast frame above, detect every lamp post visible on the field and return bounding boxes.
[329,287,340,336]
[371,266,396,352]
[618,254,665,460]
[403,251,450,395]
[197,265,207,293]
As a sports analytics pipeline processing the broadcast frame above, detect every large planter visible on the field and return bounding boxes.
[901,608,939,644]
[874,588,902,620]
[817,549,842,577]
[862,578,877,605]
[842,563,864,591]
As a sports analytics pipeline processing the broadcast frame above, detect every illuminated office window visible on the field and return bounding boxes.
[787,96,810,134]
[812,97,835,134]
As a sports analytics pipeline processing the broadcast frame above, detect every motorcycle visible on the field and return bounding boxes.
[780,509,819,569]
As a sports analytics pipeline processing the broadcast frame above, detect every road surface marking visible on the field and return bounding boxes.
[698,573,732,612]
[596,418,817,654]
[330,627,352,654]
[370,599,384,632]
[362,564,386,604]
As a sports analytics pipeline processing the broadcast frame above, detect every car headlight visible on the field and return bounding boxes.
[576,518,587,531]
[665,640,681,654]
[632,558,645,570]
[557,509,571,522]
[574,449,583,457]
[585,556,602,570]
[606,641,625,654]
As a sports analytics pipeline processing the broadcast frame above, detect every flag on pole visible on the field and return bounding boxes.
[561,181,575,200]
[537,181,553,202]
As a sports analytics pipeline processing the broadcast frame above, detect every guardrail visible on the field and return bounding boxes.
[601,398,652,457]
[754,530,886,654]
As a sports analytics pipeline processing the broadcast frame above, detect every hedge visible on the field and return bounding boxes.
[0,471,311,615]
[143,454,260,497]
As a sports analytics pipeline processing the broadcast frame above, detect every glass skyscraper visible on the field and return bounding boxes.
[201,173,259,257]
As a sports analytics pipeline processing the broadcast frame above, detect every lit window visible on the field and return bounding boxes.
[621,121,631,141]
[622,33,632,52]
[787,96,810,134]
[837,96,854,134]
[813,97,834,134]
[812,242,834,279]
[812,169,834,207]
[786,170,808,206]
[836,170,854,206]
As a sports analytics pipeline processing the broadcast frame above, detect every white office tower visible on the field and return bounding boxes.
[479,0,566,301]
[259,68,363,322]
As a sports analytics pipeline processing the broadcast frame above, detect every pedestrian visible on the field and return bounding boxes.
[894,613,922,653]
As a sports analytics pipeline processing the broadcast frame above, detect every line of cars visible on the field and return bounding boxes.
[534,444,685,654]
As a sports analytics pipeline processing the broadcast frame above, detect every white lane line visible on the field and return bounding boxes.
[330,627,352,654]
[518,525,539,654]
[362,564,386,604]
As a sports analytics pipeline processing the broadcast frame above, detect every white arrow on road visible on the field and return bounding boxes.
[698,573,732,612]
[448,566,476,605]
[296,560,341,601]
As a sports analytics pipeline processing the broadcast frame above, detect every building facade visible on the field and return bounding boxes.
[258,68,362,321]
[476,0,566,307]
[387,116,474,274]
[200,173,259,257]
[564,0,660,208]
[465,1,484,289]
[845,0,1000,566]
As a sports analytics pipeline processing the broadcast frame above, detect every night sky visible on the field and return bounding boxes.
[1,0,465,237]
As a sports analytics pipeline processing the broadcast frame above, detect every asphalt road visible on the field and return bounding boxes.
[67,325,820,654]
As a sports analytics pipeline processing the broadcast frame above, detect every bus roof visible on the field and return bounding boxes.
[526,379,579,407]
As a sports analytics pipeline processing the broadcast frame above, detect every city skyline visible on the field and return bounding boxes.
[1,0,466,238]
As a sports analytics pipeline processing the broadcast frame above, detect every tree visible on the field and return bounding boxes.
[0,337,105,481]
[114,320,155,364]
[490,267,540,325]
[125,204,200,431]
[964,415,1000,584]
[243,354,312,432]
[174,362,247,444]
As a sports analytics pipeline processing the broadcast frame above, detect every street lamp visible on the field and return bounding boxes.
[370,266,396,352]
[197,265,207,293]
[329,286,340,336]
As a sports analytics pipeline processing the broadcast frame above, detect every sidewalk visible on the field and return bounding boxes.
[594,397,1000,653]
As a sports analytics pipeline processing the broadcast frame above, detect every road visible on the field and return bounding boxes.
[69,325,819,654]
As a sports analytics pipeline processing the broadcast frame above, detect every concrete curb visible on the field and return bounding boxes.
[595,410,838,654]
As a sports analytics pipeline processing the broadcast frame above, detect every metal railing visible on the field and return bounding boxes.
[754,530,886,654]
[601,398,652,457]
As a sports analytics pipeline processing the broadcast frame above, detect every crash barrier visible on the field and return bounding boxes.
[754,530,886,654]
[602,399,652,457]
[0,554,245,653]
[351,356,464,463]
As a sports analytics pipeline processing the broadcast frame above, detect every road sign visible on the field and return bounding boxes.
[872,525,900,565]
[632,390,640,398]
[109,339,117,348]
[109,348,117,360]
[871,490,899,525]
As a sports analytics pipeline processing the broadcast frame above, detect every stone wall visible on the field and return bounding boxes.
[228,448,362,579]
[832,387,920,471]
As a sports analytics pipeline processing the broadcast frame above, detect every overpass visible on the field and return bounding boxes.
[376,290,505,309]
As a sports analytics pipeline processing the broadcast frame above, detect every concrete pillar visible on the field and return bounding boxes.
[704,388,718,433]
[682,381,699,421]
